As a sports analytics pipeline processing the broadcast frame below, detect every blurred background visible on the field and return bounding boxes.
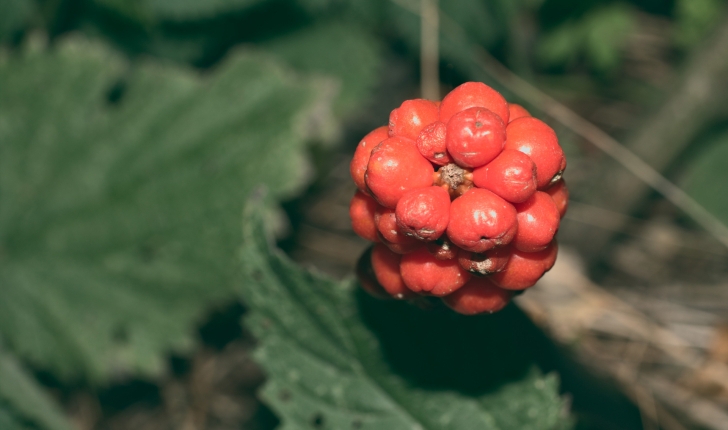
[2,0,728,429]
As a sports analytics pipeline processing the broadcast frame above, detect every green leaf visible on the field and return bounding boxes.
[478,370,572,430]
[674,0,724,48]
[239,199,573,430]
[537,4,634,73]
[0,405,34,430]
[536,22,582,68]
[0,346,73,430]
[263,21,384,116]
[94,0,270,21]
[583,4,634,72]
[0,0,33,41]
[147,0,269,19]
[0,36,334,383]
[292,0,338,13]
[683,132,728,226]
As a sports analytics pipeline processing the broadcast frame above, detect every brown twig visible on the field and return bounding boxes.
[517,250,728,430]
[420,0,440,100]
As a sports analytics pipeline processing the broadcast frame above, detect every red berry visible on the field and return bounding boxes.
[375,206,421,254]
[371,243,416,299]
[349,83,567,314]
[445,107,506,168]
[365,136,434,208]
[508,103,531,122]
[350,126,389,194]
[395,186,450,241]
[416,121,452,165]
[356,246,393,300]
[447,188,518,253]
[490,242,557,290]
[540,240,559,272]
[545,179,569,218]
[472,149,537,203]
[513,191,560,252]
[349,191,381,242]
[505,117,565,188]
[442,277,512,315]
[389,99,440,140]
[439,82,509,124]
[457,246,510,276]
[380,237,421,255]
[400,247,471,296]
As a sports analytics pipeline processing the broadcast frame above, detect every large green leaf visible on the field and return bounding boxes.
[0,36,334,383]
[0,346,73,430]
[683,132,728,226]
[239,199,573,430]
[263,21,384,116]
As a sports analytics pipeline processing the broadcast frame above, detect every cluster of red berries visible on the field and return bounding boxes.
[349,82,568,315]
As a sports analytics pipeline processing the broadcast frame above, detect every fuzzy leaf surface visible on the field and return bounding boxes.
[239,200,573,430]
[0,36,331,383]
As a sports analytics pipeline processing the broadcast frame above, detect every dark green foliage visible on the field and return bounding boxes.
[262,21,384,116]
[0,347,73,430]
[537,4,635,73]
[683,132,728,226]
[81,0,387,115]
[239,199,573,430]
[384,0,506,59]
[93,0,270,21]
[0,0,33,41]
[0,404,36,430]
[0,35,333,383]
[674,0,725,48]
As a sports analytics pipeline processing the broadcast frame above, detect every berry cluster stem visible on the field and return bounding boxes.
[434,163,474,198]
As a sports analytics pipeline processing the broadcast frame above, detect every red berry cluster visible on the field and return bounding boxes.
[349,82,569,315]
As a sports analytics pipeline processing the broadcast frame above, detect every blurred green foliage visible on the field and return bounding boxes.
[683,131,728,226]
[262,21,383,115]
[1,0,727,428]
[537,4,634,73]
[0,0,33,41]
[674,0,725,48]
[94,0,269,21]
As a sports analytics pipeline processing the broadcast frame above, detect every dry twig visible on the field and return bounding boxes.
[517,250,728,430]
[420,0,439,100]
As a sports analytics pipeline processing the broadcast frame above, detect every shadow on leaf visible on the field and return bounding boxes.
[355,288,549,396]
